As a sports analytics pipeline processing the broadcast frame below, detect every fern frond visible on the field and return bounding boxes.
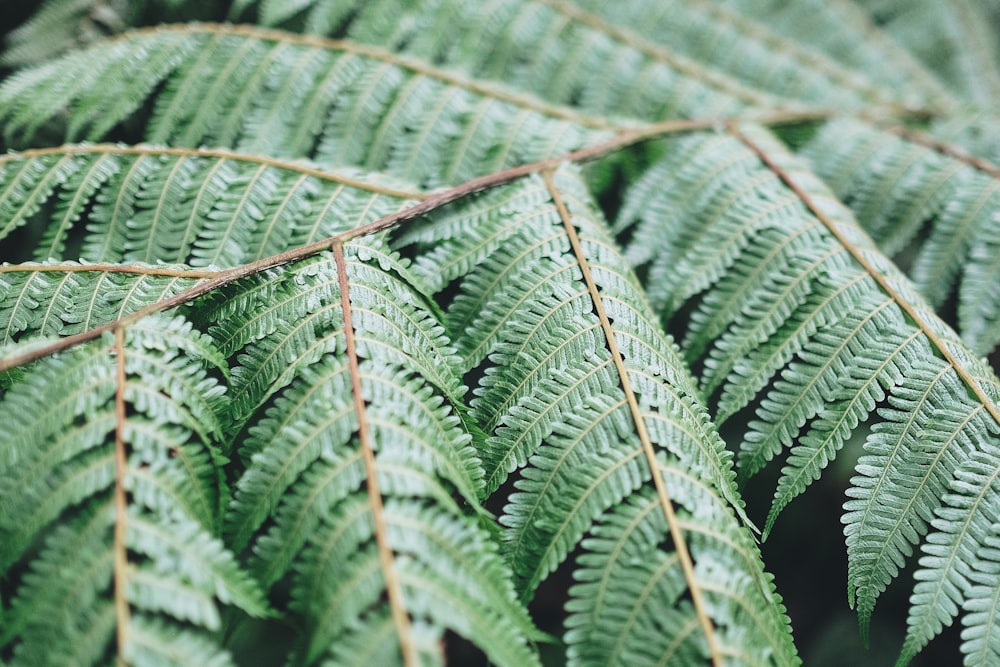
[891,417,1000,665]
[0,0,122,67]
[0,0,217,68]
[221,238,540,665]
[710,0,954,110]
[201,260,347,446]
[0,146,418,268]
[127,511,269,618]
[0,314,268,666]
[2,2,996,664]
[852,0,1000,105]
[959,521,1000,665]
[565,492,703,666]
[1,508,116,666]
[930,110,1000,165]
[566,470,792,667]
[537,0,911,110]
[293,497,540,666]
[0,261,210,347]
[0,24,615,186]
[233,0,943,116]
[126,616,236,667]
[800,118,1000,355]
[618,123,1000,663]
[400,165,798,666]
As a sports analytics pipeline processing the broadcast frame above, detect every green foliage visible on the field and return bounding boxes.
[0,315,269,666]
[2,1,1000,666]
[802,118,1000,355]
[616,124,1000,663]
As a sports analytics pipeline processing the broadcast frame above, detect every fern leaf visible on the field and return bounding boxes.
[852,0,1000,105]
[537,0,903,111]
[959,523,1000,665]
[712,0,954,110]
[293,497,540,666]
[126,616,236,667]
[801,118,1000,356]
[2,2,997,664]
[236,0,759,117]
[895,440,1000,665]
[0,314,268,666]
[565,493,704,666]
[234,0,944,117]
[565,471,793,667]
[221,238,540,665]
[616,123,1000,660]
[0,507,113,660]
[929,110,1000,166]
[0,151,87,248]
[0,24,615,186]
[127,511,269,618]
[203,263,345,444]
[767,317,910,532]
[1,0,105,67]
[0,0,217,69]
[0,261,208,347]
[0,146,418,268]
[401,165,798,666]
[0,30,198,142]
